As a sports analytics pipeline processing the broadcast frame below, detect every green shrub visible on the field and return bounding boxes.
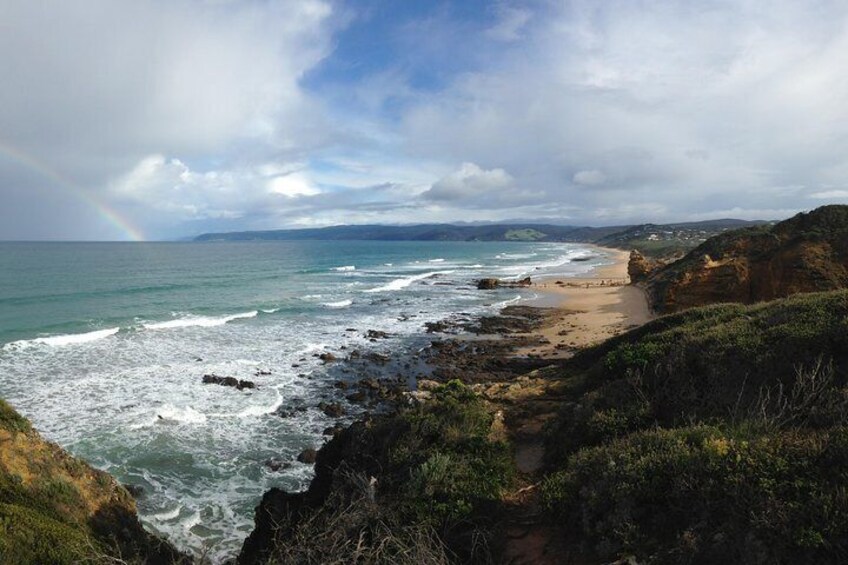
[542,426,848,564]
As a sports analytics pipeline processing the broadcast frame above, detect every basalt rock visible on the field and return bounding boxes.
[477,278,500,290]
[202,374,256,390]
[297,448,318,464]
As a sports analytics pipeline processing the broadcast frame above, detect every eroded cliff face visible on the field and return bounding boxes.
[644,206,848,313]
[627,250,663,283]
[0,399,186,564]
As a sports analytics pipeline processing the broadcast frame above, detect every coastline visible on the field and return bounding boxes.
[515,245,652,359]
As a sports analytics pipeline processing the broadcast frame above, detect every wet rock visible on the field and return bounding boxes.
[318,352,338,363]
[123,484,145,499]
[346,391,367,403]
[333,380,349,390]
[274,405,307,419]
[359,378,380,390]
[202,374,256,390]
[297,448,318,464]
[425,320,452,333]
[254,369,272,376]
[264,458,292,472]
[365,330,389,340]
[365,353,390,365]
[318,402,345,417]
[477,278,500,290]
[322,424,345,436]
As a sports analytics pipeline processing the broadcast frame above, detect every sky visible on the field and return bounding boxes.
[2,0,848,241]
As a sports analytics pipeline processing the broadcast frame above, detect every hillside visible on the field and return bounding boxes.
[0,400,186,564]
[193,220,759,250]
[541,289,848,563]
[642,205,848,312]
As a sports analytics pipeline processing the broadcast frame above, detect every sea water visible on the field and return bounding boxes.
[0,240,610,561]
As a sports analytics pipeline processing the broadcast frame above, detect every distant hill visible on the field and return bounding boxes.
[194,219,763,252]
[642,205,848,312]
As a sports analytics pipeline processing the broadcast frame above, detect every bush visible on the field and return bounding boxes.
[542,426,848,564]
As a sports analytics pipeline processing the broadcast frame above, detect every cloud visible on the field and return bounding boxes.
[0,0,335,239]
[422,163,514,202]
[6,1,848,239]
[486,6,532,42]
[573,170,607,186]
[809,190,848,199]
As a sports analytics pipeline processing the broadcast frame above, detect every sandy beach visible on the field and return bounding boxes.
[515,247,652,359]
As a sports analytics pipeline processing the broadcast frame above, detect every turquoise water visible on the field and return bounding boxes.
[0,240,608,561]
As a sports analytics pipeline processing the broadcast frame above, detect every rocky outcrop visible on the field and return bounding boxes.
[477,277,531,290]
[627,250,661,283]
[202,374,256,390]
[0,399,187,564]
[644,205,848,312]
[477,278,500,289]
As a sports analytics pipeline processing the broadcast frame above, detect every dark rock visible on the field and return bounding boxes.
[318,402,345,417]
[365,330,389,339]
[318,352,338,363]
[202,374,256,390]
[333,380,349,390]
[322,424,345,436]
[264,458,292,472]
[123,484,144,499]
[254,370,272,376]
[297,448,318,464]
[477,278,500,290]
[359,378,380,390]
[346,391,367,403]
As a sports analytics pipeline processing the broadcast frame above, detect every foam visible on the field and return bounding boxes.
[156,405,208,425]
[150,506,182,521]
[323,299,352,308]
[4,327,120,349]
[364,270,456,293]
[143,311,257,330]
[237,391,283,418]
[332,265,356,272]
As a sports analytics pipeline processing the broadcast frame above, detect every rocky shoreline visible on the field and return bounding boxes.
[235,301,576,564]
[233,250,645,563]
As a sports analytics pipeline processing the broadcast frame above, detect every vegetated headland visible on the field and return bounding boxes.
[2,204,847,563]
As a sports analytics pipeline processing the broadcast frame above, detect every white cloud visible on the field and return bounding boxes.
[422,163,514,202]
[809,190,848,199]
[268,174,321,198]
[573,170,607,186]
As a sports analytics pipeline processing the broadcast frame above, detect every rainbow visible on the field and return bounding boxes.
[0,141,145,241]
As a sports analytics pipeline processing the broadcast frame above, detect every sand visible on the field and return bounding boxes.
[515,247,653,359]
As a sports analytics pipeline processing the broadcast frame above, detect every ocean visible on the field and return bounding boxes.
[0,240,610,561]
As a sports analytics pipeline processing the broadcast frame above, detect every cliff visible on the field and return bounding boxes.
[642,205,848,312]
[0,399,186,564]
